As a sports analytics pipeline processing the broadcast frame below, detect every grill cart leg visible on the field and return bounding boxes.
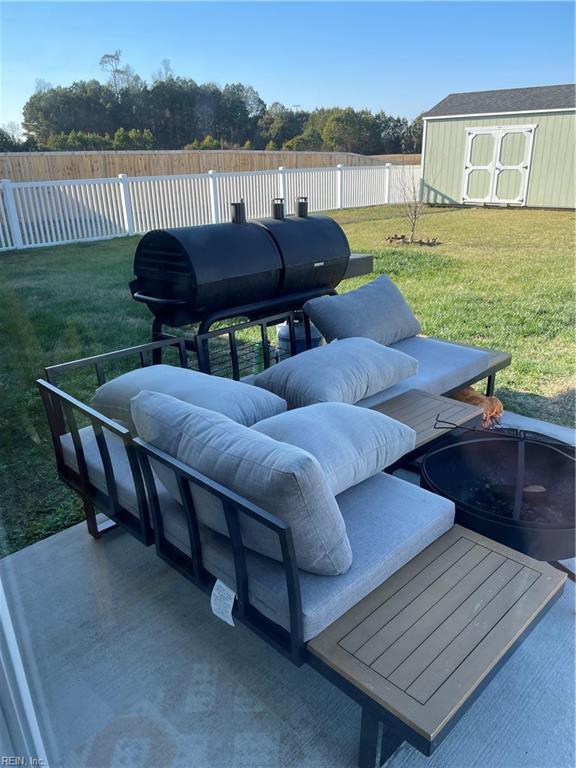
[151,317,164,364]
[358,707,403,768]
[485,373,495,397]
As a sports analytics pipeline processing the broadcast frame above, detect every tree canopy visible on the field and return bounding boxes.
[16,51,422,154]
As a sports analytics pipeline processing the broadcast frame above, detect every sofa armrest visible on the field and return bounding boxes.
[36,379,150,542]
[44,337,188,387]
[133,436,305,663]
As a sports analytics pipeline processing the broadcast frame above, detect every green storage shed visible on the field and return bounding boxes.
[421,84,575,209]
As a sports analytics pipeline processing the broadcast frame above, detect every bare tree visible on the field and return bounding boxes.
[397,166,426,243]
[152,58,174,83]
[34,78,52,94]
[99,50,139,98]
[1,121,23,142]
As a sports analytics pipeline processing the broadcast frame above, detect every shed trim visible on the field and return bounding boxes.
[423,108,574,121]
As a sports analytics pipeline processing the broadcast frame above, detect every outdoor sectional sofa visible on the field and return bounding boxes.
[36,276,536,767]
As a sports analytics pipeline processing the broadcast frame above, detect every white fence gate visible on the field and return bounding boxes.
[0,164,421,251]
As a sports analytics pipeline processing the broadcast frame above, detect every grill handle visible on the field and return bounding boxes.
[132,291,188,306]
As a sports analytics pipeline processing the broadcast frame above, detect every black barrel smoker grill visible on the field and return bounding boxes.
[130,197,351,339]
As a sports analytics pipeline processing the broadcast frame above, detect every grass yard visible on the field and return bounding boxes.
[0,204,574,556]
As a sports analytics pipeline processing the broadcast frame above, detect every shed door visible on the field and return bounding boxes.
[461,125,536,206]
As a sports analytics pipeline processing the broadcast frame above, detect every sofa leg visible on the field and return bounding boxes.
[83,500,117,539]
[358,707,403,768]
[83,499,101,539]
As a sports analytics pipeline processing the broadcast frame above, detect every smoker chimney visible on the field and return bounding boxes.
[295,196,308,218]
[231,200,247,224]
[271,198,285,220]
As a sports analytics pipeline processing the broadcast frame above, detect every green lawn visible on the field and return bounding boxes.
[0,205,574,556]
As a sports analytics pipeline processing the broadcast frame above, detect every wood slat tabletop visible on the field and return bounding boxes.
[308,525,565,742]
[372,390,483,449]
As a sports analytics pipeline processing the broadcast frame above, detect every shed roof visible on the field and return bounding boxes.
[423,84,575,118]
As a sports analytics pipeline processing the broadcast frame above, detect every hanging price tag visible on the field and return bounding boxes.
[210,579,236,627]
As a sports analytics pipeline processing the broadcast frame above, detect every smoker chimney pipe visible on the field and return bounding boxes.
[271,198,285,220]
[295,197,308,218]
[231,200,247,224]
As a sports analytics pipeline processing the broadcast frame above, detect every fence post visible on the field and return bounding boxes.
[336,164,344,209]
[118,174,135,236]
[384,163,391,205]
[278,166,286,203]
[1,179,24,249]
[208,170,221,223]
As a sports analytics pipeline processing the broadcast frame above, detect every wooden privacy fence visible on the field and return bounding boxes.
[0,150,421,182]
[0,164,422,251]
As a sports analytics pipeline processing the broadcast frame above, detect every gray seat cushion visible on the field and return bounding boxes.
[91,364,286,430]
[356,336,500,408]
[303,275,421,346]
[251,338,418,409]
[131,391,353,576]
[252,403,415,496]
[60,426,181,521]
[162,472,455,641]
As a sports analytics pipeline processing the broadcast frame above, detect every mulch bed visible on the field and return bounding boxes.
[386,234,439,246]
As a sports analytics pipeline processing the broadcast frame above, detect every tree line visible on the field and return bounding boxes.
[2,52,422,155]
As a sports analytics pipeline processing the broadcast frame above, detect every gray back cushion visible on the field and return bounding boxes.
[253,403,415,496]
[91,364,286,430]
[303,275,421,346]
[131,391,352,576]
[251,337,418,409]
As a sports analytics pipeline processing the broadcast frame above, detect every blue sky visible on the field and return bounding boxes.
[1,1,574,127]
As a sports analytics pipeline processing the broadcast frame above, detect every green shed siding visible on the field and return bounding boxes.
[423,111,575,208]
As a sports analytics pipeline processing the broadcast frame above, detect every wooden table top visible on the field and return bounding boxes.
[308,525,565,743]
[372,389,483,449]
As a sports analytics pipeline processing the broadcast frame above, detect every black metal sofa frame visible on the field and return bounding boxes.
[36,315,513,767]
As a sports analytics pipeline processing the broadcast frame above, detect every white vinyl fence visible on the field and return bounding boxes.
[0,164,421,251]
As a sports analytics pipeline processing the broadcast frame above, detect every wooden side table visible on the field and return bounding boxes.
[372,389,483,452]
[308,525,566,767]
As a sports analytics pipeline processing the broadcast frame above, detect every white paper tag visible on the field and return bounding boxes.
[210,579,236,627]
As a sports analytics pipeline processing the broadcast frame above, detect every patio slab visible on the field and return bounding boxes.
[1,517,574,768]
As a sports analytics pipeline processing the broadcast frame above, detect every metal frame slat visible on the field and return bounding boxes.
[61,401,90,491]
[260,323,271,369]
[229,333,240,380]
[175,476,203,580]
[223,501,250,619]
[93,422,121,518]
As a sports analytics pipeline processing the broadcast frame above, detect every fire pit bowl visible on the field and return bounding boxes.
[421,428,575,561]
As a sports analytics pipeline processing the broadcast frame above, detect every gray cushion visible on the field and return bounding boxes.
[91,364,286,430]
[162,472,454,641]
[131,391,352,576]
[251,338,418,409]
[252,403,416,496]
[60,426,180,521]
[356,336,500,408]
[304,275,421,346]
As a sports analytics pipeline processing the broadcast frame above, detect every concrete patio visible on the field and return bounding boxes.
[1,503,574,768]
